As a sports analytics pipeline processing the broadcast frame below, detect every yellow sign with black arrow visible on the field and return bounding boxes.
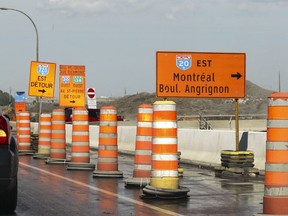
[28,61,56,98]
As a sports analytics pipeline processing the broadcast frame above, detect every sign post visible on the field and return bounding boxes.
[156,51,246,151]
[59,65,86,107]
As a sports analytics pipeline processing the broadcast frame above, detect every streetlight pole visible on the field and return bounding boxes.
[0,7,41,122]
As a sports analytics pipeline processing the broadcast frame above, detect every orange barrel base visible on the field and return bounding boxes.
[33,153,50,160]
[67,162,95,171]
[49,149,66,160]
[18,149,35,156]
[70,155,90,163]
[94,162,123,178]
[125,170,151,187]
[263,196,288,214]
[46,150,69,164]
[93,170,123,178]
[141,185,189,199]
[124,177,150,188]
[45,158,70,164]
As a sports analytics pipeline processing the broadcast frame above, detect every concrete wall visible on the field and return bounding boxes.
[28,122,267,170]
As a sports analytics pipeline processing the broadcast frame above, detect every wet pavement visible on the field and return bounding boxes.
[7,152,265,216]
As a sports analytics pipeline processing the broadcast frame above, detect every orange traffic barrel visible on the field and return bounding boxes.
[46,108,67,164]
[17,111,33,155]
[141,101,189,199]
[67,107,95,170]
[93,106,123,178]
[33,113,51,159]
[125,104,153,187]
[263,92,288,214]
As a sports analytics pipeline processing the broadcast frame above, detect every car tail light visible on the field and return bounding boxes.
[0,116,9,145]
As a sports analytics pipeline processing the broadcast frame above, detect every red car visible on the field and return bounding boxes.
[65,107,124,123]
[0,113,18,213]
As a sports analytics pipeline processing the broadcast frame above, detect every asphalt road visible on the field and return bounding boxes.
[2,153,265,216]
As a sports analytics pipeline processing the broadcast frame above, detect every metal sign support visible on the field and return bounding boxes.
[235,99,239,151]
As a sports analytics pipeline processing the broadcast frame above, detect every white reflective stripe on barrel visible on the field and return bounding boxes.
[153,137,177,145]
[151,170,178,177]
[134,164,151,170]
[139,107,153,113]
[99,133,117,138]
[268,98,288,106]
[265,163,288,172]
[153,122,177,129]
[138,122,153,127]
[265,187,288,196]
[152,154,178,161]
[267,120,288,128]
[98,145,118,150]
[135,150,151,155]
[72,131,89,136]
[266,141,288,150]
[136,136,152,141]
[153,104,176,111]
[98,158,118,163]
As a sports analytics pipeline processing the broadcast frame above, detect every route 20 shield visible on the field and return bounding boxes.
[176,55,191,70]
[38,64,49,75]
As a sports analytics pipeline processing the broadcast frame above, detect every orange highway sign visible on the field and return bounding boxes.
[28,61,56,98]
[59,65,86,107]
[156,52,246,98]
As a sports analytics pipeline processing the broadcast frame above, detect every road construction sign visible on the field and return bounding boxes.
[59,65,86,107]
[28,61,56,98]
[14,102,26,113]
[156,52,246,98]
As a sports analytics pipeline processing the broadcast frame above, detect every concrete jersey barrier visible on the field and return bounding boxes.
[25,122,267,170]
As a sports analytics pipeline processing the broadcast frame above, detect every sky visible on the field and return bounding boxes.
[0,0,287,98]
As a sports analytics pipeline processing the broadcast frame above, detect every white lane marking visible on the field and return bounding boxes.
[20,162,184,216]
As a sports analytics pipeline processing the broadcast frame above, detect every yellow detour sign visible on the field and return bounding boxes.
[59,65,86,107]
[28,61,56,98]
[156,52,246,98]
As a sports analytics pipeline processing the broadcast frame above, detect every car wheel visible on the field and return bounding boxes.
[0,178,18,214]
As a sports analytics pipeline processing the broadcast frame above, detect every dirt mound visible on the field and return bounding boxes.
[98,80,272,121]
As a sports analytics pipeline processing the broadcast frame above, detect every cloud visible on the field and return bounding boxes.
[38,0,115,16]
[37,0,288,19]
[37,0,156,16]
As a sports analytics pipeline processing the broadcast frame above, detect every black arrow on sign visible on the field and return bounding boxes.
[231,72,242,80]
[70,100,76,103]
[38,89,46,93]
